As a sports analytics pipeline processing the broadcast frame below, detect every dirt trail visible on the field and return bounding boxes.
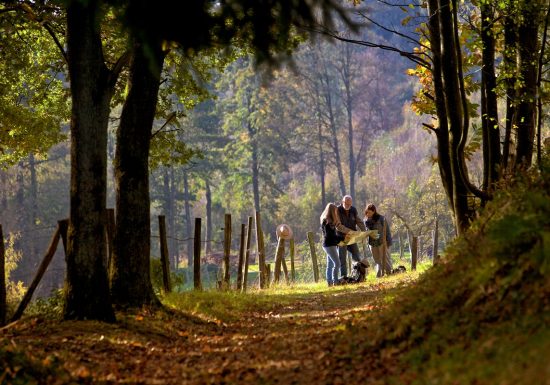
[4,284,397,384]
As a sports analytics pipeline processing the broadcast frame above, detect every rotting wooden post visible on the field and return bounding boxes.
[265,263,271,287]
[158,215,171,293]
[194,218,202,290]
[105,209,115,273]
[289,238,295,283]
[274,236,284,283]
[223,214,231,289]
[306,232,319,283]
[0,225,6,326]
[280,241,290,284]
[255,212,267,289]
[243,217,253,292]
[237,223,246,290]
[11,222,62,322]
[411,236,418,271]
[432,218,439,265]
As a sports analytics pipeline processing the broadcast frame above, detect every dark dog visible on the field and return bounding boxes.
[337,261,368,285]
[391,265,407,274]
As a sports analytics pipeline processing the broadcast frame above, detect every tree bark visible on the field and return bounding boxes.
[480,3,501,193]
[514,0,540,169]
[111,41,165,308]
[64,0,115,321]
[502,11,517,171]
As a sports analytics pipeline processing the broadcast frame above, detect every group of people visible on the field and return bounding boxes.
[320,195,393,286]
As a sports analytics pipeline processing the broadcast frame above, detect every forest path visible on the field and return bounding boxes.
[5,281,403,384]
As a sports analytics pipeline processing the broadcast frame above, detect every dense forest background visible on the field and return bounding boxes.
[0,3,454,296]
[2,0,549,300]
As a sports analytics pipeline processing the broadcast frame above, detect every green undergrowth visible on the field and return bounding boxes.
[343,162,550,384]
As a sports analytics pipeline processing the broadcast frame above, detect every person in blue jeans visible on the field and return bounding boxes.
[320,203,354,286]
[337,195,368,278]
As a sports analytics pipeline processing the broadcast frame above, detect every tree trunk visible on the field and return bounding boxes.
[480,3,501,193]
[317,118,326,209]
[168,167,178,269]
[64,0,115,321]
[427,0,456,229]
[502,11,517,171]
[111,41,165,308]
[183,171,193,269]
[341,45,356,199]
[428,0,471,234]
[250,126,261,213]
[324,76,347,196]
[514,0,540,169]
[204,179,213,257]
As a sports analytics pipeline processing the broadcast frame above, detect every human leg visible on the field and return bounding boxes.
[383,248,393,274]
[370,245,384,277]
[347,244,362,263]
[323,246,340,285]
[338,246,348,277]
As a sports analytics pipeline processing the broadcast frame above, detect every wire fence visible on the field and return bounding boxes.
[2,217,441,302]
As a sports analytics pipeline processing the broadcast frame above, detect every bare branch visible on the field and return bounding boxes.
[151,112,178,138]
[312,27,432,70]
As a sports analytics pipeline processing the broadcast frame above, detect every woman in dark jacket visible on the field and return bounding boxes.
[320,203,353,286]
[364,203,393,277]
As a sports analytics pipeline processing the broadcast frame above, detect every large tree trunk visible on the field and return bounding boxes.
[502,11,517,171]
[480,3,501,193]
[428,0,470,234]
[64,0,115,321]
[514,0,540,169]
[427,0,453,217]
[111,42,165,308]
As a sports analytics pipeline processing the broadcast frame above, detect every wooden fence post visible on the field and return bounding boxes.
[0,225,6,326]
[158,215,171,293]
[411,236,418,271]
[280,241,289,284]
[243,216,253,292]
[306,232,319,283]
[265,263,271,287]
[11,222,62,322]
[289,238,295,283]
[255,212,267,289]
[237,223,246,290]
[223,213,231,289]
[274,236,284,283]
[194,218,202,290]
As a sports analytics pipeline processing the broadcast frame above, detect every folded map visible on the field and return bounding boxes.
[337,230,379,246]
